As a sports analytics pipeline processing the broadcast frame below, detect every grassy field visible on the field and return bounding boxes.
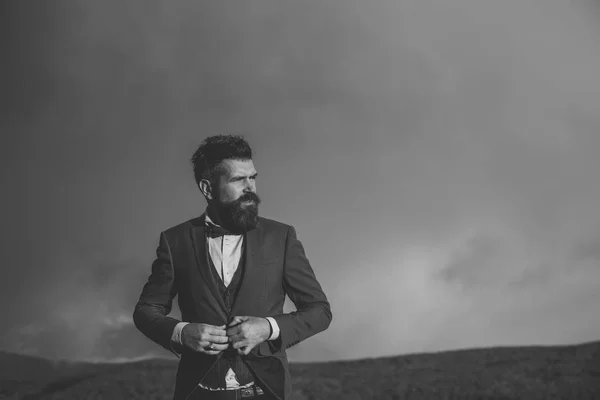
[1,340,599,399]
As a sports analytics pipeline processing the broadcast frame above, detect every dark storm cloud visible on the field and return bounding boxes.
[2,0,600,362]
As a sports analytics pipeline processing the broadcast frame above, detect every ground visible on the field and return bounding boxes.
[1,341,599,399]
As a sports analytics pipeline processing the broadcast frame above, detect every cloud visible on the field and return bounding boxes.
[3,319,170,361]
[317,225,600,361]
[3,0,600,363]
[0,258,177,360]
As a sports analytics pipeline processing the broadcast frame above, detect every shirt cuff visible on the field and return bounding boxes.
[171,322,190,345]
[265,317,280,340]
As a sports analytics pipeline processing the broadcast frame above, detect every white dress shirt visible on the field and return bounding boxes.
[170,213,280,390]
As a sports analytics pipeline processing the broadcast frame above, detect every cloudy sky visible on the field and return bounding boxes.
[2,0,600,363]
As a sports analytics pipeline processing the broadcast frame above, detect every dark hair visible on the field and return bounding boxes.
[191,134,253,186]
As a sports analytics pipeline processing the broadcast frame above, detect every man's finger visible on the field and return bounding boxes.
[232,339,249,349]
[197,341,228,354]
[228,332,244,343]
[228,316,249,327]
[197,340,211,349]
[205,325,227,336]
[226,325,243,337]
[238,344,256,356]
[201,349,223,355]
[209,334,229,344]
[208,343,229,351]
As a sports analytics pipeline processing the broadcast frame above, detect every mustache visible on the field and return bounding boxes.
[237,192,261,205]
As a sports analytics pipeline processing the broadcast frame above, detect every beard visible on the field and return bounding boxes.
[212,191,261,234]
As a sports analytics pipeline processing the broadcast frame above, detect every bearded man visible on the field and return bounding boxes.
[133,134,332,400]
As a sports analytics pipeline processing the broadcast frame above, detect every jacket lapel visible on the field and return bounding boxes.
[230,223,263,317]
[190,215,228,315]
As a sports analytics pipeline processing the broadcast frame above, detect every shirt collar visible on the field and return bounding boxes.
[205,211,218,227]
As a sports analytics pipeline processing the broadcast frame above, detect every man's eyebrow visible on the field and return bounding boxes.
[230,172,258,181]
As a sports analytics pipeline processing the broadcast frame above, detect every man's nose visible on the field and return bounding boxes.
[243,179,256,193]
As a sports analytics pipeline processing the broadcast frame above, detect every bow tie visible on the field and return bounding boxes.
[205,224,239,238]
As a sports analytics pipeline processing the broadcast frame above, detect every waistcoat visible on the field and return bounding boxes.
[202,239,254,388]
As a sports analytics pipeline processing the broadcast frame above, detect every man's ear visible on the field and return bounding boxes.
[199,179,213,201]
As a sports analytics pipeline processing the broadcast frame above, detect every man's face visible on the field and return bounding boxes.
[210,159,261,233]
[214,159,258,204]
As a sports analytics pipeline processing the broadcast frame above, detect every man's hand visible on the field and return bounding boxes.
[227,316,271,355]
[181,323,229,355]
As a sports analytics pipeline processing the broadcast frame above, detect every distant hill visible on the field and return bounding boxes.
[1,340,599,399]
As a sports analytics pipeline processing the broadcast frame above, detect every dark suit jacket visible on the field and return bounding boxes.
[133,214,332,400]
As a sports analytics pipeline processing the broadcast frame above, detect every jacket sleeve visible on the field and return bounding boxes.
[133,231,182,354]
[271,226,332,351]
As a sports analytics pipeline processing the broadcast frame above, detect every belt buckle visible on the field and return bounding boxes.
[240,385,263,398]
